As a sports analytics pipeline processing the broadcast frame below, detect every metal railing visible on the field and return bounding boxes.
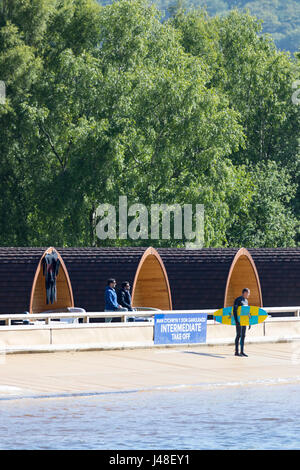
[0,306,299,327]
[0,307,162,326]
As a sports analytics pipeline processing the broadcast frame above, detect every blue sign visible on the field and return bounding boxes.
[154,313,207,345]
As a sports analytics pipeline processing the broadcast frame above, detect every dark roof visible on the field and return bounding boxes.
[0,247,300,314]
[157,247,300,309]
[157,248,239,310]
[59,247,147,312]
[0,247,148,314]
[249,248,300,307]
[0,248,44,314]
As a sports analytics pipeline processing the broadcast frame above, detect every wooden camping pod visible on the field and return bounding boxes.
[57,247,173,312]
[158,247,264,310]
[29,247,74,314]
[224,248,263,307]
[2,246,300,316]
[131,247,172,310]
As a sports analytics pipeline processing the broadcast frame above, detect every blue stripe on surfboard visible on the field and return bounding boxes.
[239,305,250,314]
[223,307,233,315]
[258,308,268,316]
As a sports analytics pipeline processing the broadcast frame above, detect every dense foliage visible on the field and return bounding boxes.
[0,0,299,248]
[156,0,300,53]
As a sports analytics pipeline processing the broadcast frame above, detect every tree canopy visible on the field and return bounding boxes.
[155,0,300,53]
[0,0,299,248]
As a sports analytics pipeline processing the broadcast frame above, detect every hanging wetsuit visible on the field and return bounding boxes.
[42,250,60,304]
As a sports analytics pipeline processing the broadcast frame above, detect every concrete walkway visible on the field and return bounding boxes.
[0,342,300,399]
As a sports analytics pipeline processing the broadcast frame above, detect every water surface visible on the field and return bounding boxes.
[0,383,299,450]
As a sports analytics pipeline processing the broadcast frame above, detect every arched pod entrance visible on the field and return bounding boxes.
[29,247,74,313]
[224,248,263,308]
[132,247,172,310]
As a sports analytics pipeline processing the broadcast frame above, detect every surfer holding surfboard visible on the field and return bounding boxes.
[213,292,268,357]
[234,288,250,357]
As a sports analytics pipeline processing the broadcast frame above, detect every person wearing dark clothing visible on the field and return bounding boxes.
[42,250,60,305]
[234,288,250,357]
[117,282,134,311]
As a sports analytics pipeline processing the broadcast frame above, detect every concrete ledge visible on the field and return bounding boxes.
[0,322,152,331]
[265,321,300,337]
[51,324,153,345]
[0,341,155,354]
[1,336,300,355]
[0,328,51,347]
[1,319,300,354]
[207,323,265,340]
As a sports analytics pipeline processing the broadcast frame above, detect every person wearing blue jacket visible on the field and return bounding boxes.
[104,279,128,322]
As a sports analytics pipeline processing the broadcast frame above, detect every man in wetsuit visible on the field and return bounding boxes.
[234,288,250,357]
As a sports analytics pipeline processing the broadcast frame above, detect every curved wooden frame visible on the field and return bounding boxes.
[224,248,263,308]
[132,247,172,310]
[29,247,74,314]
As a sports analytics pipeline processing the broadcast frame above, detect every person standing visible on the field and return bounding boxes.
[117,281,134,311]
[104,279,128,323]
[233,288,250,357]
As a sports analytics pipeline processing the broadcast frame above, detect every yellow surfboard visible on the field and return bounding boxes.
[213,306,268,326]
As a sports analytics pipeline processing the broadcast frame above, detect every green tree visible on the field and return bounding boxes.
[227,161,299,247]
[168,7,300,246]
[0,17,42,244]
[153,0,300,53]
[0,0,299,248]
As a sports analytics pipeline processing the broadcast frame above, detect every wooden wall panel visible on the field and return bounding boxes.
[225,250,262,307]
[132,249,172,310]
[30,248,74,313]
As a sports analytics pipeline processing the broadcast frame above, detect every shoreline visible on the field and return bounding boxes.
[1,342,300,401]
[1,372,300,403]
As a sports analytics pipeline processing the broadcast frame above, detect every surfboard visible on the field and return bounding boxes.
[213,305,268,326]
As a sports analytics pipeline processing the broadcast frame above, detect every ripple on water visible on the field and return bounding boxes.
[0,383,299,449]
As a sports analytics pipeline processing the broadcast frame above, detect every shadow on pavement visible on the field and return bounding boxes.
[181,350,226,359]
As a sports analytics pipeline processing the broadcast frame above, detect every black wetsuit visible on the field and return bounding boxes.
[233,295,248,354]
[42,251,60,304]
